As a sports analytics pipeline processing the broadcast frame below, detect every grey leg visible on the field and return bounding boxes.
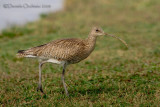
[62,64,69,96]
[37,62,45,94]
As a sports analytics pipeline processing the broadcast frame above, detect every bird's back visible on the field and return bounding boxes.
[17,38,94,64]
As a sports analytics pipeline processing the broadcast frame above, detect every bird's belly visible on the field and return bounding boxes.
[46,58,65,65]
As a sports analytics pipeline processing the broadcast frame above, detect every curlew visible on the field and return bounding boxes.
[17,27,128,96]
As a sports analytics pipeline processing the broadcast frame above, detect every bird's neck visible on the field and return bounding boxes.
[86,34,97,49]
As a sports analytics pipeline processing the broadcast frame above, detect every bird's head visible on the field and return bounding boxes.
[90,26,105,36]
[90,26,128,48]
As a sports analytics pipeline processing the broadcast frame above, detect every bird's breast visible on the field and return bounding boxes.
[67,45,95,64]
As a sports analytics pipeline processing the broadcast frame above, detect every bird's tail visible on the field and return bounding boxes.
[17,49,37,58]
[16,50,26,58]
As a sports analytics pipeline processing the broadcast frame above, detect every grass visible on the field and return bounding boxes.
[0,0,160,106]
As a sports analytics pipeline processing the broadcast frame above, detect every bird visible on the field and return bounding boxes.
[17,26,128,96]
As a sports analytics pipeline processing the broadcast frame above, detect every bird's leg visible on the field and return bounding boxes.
[37,62,45,94]
[62,64,69,96]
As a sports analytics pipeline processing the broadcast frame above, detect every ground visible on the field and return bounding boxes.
[0,0,160,106]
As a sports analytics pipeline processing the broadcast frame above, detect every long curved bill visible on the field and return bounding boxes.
[105,33,128,48]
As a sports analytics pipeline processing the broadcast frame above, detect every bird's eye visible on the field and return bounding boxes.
[96,29,99,32]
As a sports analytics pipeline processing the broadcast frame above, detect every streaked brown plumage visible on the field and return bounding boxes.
[18,38,94,64]
[17,27,128,96]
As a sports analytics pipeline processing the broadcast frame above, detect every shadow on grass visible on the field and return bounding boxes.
[69,84,118,98]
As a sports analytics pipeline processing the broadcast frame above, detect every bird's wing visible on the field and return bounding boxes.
[22,38,86,60]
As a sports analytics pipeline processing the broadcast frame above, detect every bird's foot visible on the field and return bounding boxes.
[37,84,45,94]
[66,92,69,97]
